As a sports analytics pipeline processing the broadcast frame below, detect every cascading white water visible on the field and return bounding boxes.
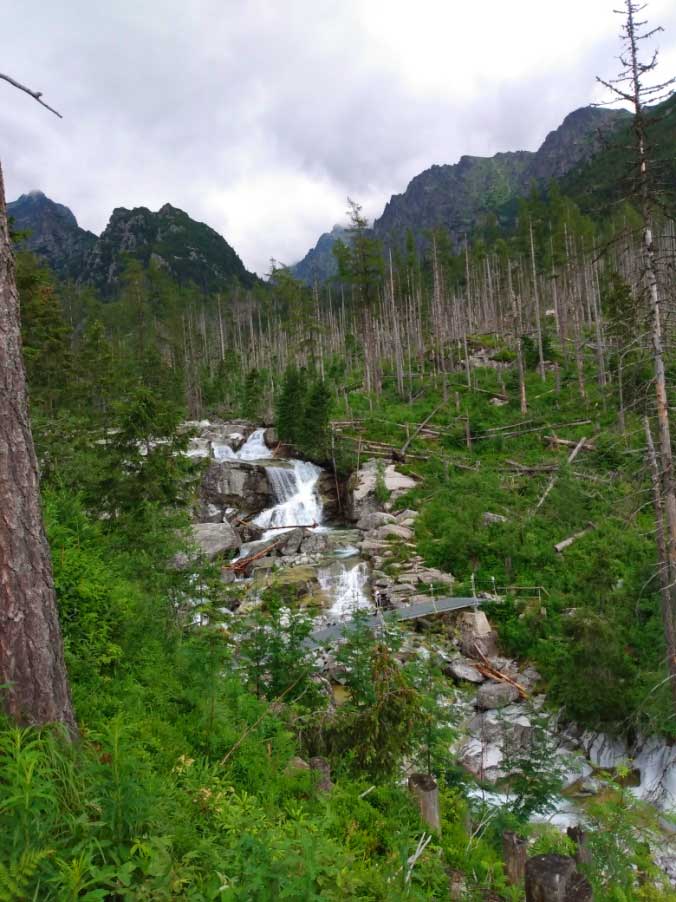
[254,461,323,531]
[318,558,371,618]
[208,423,373,615]
[213,442,236,460]
[237,428,270,460]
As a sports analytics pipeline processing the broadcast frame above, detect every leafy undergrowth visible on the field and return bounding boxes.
[333,351,673,738]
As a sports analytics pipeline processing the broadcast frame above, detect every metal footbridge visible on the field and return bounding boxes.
[308,595,482,646]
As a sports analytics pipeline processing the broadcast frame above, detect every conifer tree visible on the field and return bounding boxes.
[276,365,306,446]
[0,76,76,734]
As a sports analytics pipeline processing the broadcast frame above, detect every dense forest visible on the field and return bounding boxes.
[1,2,676,899]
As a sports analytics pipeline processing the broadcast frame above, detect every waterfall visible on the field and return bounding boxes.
[213,442,236,460]
[254,460,323,531]
[318,558,371,618]
[237,428,270,460]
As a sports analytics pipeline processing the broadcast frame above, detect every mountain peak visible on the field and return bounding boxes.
[8,191,95,278]
[9,194,258,295]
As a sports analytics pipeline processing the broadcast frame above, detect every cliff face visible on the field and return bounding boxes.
[8,191,96,279]
[82,203,257,295]
[8,195,257,295]
[290,224,348,284]
[289,106,630,281]
[372,106,630,247]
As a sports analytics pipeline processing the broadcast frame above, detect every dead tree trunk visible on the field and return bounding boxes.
[644,418,676,707]
[503,832,528,886]
[0,160,76,735]
[408,773,441,832]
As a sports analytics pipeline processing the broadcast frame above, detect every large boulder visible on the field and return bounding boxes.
[376,523,415,542]
[475,681,520,710]
[190,522,241,559]
[347,459,417,521]
[444,658,485,684]
[263,426,279,448]
[201,460,272,514]
[356,511,397,531]
[525,855,592,901]
[317,470,344,522]
[457,610,498,658]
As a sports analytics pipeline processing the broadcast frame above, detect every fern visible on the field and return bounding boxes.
[0,847,53,902]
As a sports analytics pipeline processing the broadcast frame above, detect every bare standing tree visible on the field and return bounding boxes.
[597,2,676,706]
[0,74,76,734]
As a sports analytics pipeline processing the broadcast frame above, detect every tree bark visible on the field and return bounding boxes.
[0,160,76,735]
[503,831,528,885]
[408,772,441,832]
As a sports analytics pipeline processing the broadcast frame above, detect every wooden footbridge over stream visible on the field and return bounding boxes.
[308,595,483,646]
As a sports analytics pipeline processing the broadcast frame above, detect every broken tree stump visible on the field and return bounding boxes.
[309,756,333,793]
[503,831,528,885]
[525,854,593,902]
[408,773,441,832]
[566,826,592,870]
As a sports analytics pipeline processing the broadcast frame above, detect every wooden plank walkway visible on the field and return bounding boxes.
[308,596,482,646]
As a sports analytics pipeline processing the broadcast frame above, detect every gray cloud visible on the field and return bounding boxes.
[2,0,675,274]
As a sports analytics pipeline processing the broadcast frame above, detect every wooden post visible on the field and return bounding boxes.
[408,773,441,832]
[503,832,528,886]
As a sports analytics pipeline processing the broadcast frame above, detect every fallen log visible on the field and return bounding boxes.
[226,538,284,573]
[473,643,529,699]
[554,523,596,553]
[401,402,445,455]
[533,436,587,514]
[471,419,592,442]
[544,435,596,452]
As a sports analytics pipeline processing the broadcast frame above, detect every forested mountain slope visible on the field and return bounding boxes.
[291,105,630,282]
[9,193,258,295]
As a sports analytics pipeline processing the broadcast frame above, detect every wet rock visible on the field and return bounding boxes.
[445,659,485,684]
[299,531,332,555]
[196,501,224,523]
[201,460,271,514]
[475,681,520,710]
[277,527,305,555]
[187,436,212,458]
[263,426,278,448]
[190,522,241,560]
[237,520,265,543]
[577,777,602,796]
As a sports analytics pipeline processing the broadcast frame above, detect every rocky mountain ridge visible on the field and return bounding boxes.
[291,105,630,283]
[8,192,257,295]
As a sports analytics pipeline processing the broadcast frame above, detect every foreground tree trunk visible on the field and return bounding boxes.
[0,160,76,735]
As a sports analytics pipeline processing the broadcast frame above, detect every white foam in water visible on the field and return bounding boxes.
[237,428,270,461]
[318,559,371,618]
[254,460,323,531]
[213,443,236,460]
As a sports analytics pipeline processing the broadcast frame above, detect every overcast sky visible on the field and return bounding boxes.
[2,1,675,275]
